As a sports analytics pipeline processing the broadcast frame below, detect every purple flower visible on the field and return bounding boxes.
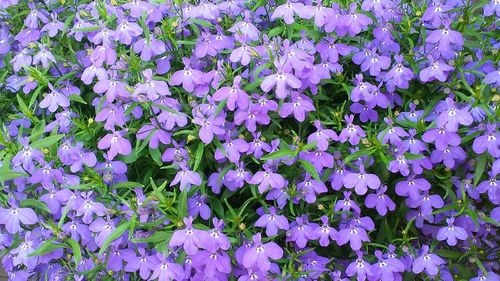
[473,124,499,157]
[32,46,56,69]
[337,221,370,251]
[286,215,319,248]
[242,233,283,271]
[170,165,202,192]
[261,61,302,99]
[314,216,337,247]
[0,198,37,234]
[279,92,315,122]
[254,207,289,236]
[114,20,142,45]
[307,120,338,151]
[97,129,132,160]
[149,253,184,281]
[339,115,366,145]
[12,136,44,172]
[192,112,226,144]
[436,98,473,132]
[169,58,204,92]
[201,217,231,252]
[188,193,211,220]
[346,252,373,281]
[271,1,305,24]
[425,19,463,56]
[372,250,405,280]
[75,192,107,224]
[213,76,249,111]
[224,162,252,191]
[249,165,285,193]
[343,164,381,195]
[419,56,454,82]
[39,87,70,113]
[122,248,158,280]
[412,245,446,276]
[436,217,468,246]
[365,185,396,216]
[395,176,431,199]
[169,217,205,255]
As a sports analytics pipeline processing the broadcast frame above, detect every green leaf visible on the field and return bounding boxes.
[261,149,294,161]
[68,94,87,104]
[149,147,163,166]
[98,221,132,255]
[29,120,46,142]
[344,148,375,164]
[474,153,487,187]
[193,142,204,171]
[299,160,321,182]
[66,238,82,267]
[20,199,49,213]
[177,188,188,218]
[132,231,172,243]
[29,238,65,257]
[31,134,64,149]
[0,169,27,182]
[113,181,144,189]
[73,26,100,32]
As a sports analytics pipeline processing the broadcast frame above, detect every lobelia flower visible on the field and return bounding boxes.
[365,185,396,216]
[334,191,362,214]
[436,217,468,246]
[11,231,39,269]
[11,136,44,172]
[419,56,454,82]
[247,132,272,159]
[24,5,48,29]
[271,1,306,24]
[346,252,373,281]
[249,164,285,193]
[351,74,377,102]
[190,249,232,278]
[343,164,381,195]
[472,123,500,157]
[122,248,158,280]
[412,245,446,276]
[280,39,312,72]
[315,37,353,64]
[254,207,289,236]
[97,129,132,160]
[188,193,211,220]
[224,161,252,191]
[136,120,172,149]
[169,217,205,255]
[170,164,202,192]
[286,215,319,248]
[430,144,466,169]
[406,191,444,216]
[261,60,302,99]
[29,161,62,188]
[436,98,473,132]
[339,114,366,145]
[395,175,431,199]
[32,45,56,69]
[149,253,185,281]
[0,198,37,234]
[343,3,373,36]
[425,18,463,57]
[228,11,260,41]
[81,64,107,85]
[134,69,171,100]
[62,217,91,244]
[350,101,378,122]
[296,174,328,203]
[307,120,338,151]
[336,220,370,251]
[471,271,500,281]
[314,216,337,247]
[76,192,108,224]
[422,126,461,150]
[114,19,142,45]
[399,128,427,154]
[201,217,231,252]
[378,118,409,145]
[242,233,283,271]
[213,75,249,111]
[476,172,499,205]
[89,217,121,248]
[279,92,315,122]
[372,250,405,281]
[39,86,70,113]
[133,35,166,61]
[93,73,129,103]
[192,111,226,144]
[169,58,204,92]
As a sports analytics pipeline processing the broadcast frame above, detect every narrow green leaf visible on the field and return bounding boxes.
[0,169,27,182]
[193,142,204,171]
[29,238,65,257]
[68,94,87,104]
[474,153,487,187]
[98,221,132,255]
[261,149,294,161]
[299,160,321,182]
[31,134,64,149]
[66,238,82,267]
[177,188,188,218]
[113,181,144,189]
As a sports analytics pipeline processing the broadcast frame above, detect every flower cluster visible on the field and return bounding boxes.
[0,0,499,280]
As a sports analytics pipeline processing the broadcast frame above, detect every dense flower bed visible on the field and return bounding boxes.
[0,0,499,280]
